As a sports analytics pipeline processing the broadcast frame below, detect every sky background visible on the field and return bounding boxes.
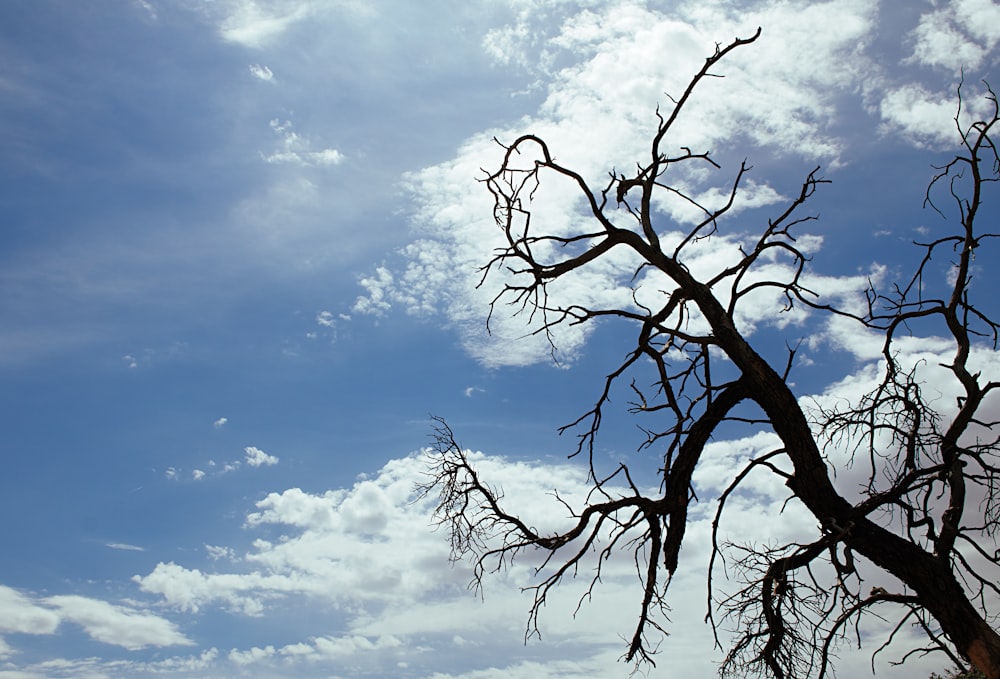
[1,1,1000,677]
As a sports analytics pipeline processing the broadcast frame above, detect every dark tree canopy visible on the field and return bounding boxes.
[419,30,1000,679]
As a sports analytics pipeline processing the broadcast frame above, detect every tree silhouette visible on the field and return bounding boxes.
[419,30,1000,679]
[931,669,987,679]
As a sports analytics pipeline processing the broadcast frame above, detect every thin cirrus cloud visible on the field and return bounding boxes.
[248,63,275,81]
[105,542,146,552]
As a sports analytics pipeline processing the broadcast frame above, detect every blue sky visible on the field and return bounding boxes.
[1,1,999,677]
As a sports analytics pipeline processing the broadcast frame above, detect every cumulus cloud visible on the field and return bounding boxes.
[874,1,1000,146]
[907,0,1000,71]
[244,445,279,467]
[227,634,405,667]
[213,417,228,428]
[878,81,998,148]
[353,0,886,368]
[229,644,276,665]
[165,447,277,484]
[132,454,680,673]
[126,425,959,678]
[350,0,1000,372]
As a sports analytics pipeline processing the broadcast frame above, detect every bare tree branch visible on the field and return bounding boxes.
[420,34,1000,679]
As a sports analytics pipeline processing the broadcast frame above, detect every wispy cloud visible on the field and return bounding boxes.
[105,542,145,552]
[263,119,344,167]
[248,63,275,82]
[217,0,315,48]
[133,0,157,20]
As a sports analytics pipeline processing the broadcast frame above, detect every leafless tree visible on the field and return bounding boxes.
[418,29,1000,679]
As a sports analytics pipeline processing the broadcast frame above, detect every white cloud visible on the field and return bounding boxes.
[263,119,344,167]
[206,544,237,561]
[0,586,60,635]
[879,84,961,148]
[126,439,954,678]
[350,0,1000,373]
[43,596,193,650]
[229,644,275,665]
[0,585,193,659]
[193,0,380,52]
[217,1,316,48]
[351,266,394,317]
[106,542,145,552]
[879,80,997,148]
[132,454,664,673]
[248,63,275,81]
[213,417,228,428]
[244,445,279,467]
[875,1,1000,146]
[168,447,277,483]
[355,0,886,369]
[10,649,221,678]
[907,0,1000,70]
